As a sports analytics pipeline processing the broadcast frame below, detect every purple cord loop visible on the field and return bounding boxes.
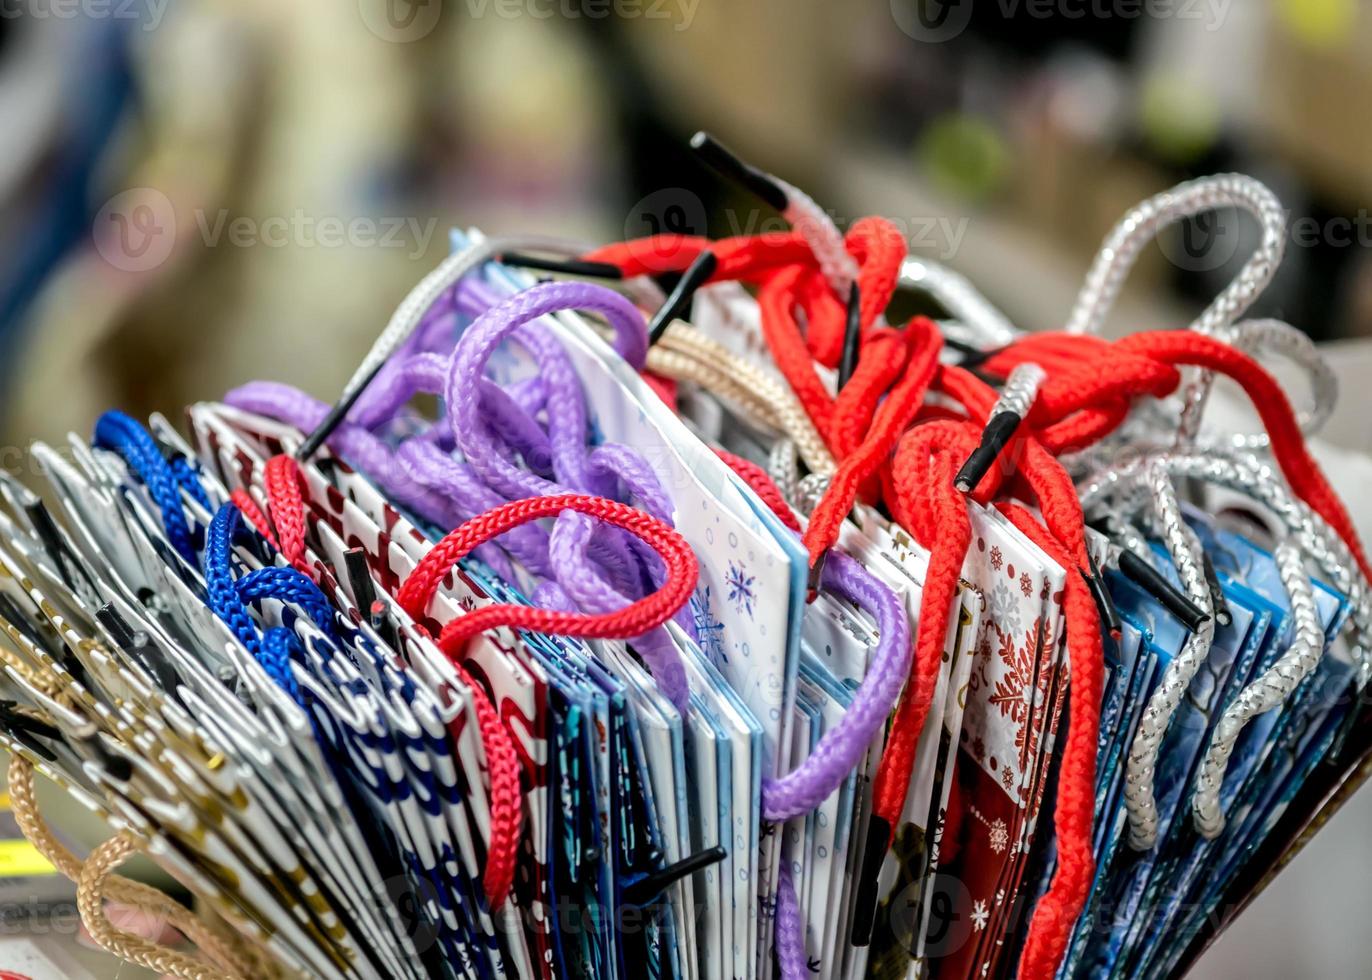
[760,548,911,822]
[775,865,807,980]
[227,263,916,974]
[764,547,910,977]
[227,275,694,710]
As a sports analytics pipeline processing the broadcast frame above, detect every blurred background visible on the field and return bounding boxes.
[2,0,1372,975]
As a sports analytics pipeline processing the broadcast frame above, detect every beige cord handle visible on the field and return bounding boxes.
[8,754,256,980]
[648,323,835,475]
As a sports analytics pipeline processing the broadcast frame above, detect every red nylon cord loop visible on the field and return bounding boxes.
[396,493,700,909]
[264,455,308,573]
[230,488,277,549]
[590,212,1364,978]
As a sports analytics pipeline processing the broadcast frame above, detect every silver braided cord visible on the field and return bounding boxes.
[1065,174,1286,340]
[901,257,1019,348]
[1191,540,1325,838]
[796,472,833,516]
[1079,448,1372,688]
[1063,175,1287,449]
[764,439,835,517]
[1115,462,1216,850]
[769,439,804,507]
[1221,318,1339,449]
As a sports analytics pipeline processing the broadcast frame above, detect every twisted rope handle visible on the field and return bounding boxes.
[8,755,260,980]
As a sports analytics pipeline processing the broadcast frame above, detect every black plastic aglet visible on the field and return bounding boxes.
[940,336,1006,370]
[647,251,717,345]
[953,411,1021,493]
[343,548,399,648]
[806,550,829,603]
[343,549,377,613]
[1117,550,1209,633]
[95,603,135,649]
[837,283,862,392]
[1201,551,1232,628]
[689,131,789,212]
[93,741,133,782]
[622,845,727,908]
[1085,551,1122,640]
[850,815,892,946]
[499,252,624,280]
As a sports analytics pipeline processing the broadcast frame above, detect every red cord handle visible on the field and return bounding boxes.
[396,493,699,908]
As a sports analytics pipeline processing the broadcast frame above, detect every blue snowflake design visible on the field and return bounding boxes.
[726,561,756,618]
[692,588,727,664]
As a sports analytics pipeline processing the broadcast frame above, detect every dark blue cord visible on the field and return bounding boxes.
[93,411,342,706]
[93,410,211,565]
[205,504,338,703]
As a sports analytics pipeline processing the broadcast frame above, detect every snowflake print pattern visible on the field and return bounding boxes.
[692,588,727,664]
[971,900,990,931]
[989,546,1003,571]
[726,561,756,618]
[988,624,1034,726]
[987,582,1021,632]
[988,819,1008,854]
[1019,571,1034,597]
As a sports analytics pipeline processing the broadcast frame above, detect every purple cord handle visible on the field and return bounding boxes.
[228,277,695,709]
[765,548,911,976]
[760,547,911,822]
[775,865,807,980]
[228,267,916,975]
[443,279,688,708]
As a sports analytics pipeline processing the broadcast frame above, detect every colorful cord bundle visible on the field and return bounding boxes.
[4,134,1370,980]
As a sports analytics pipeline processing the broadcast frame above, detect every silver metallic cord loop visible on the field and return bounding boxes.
[1192,540,1324,838]
[1117,462,1215,850]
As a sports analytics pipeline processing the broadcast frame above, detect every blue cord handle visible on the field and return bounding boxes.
[95,411,339,706]
[205,504,338,703]
[93,410,211,565]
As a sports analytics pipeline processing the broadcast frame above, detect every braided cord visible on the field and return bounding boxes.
[1120,463,1215,850]
[94,410,208,565]
[396,493,698,909]
[9,755,257,979]
[1192,541,1324,837]
[774,863,807,980]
